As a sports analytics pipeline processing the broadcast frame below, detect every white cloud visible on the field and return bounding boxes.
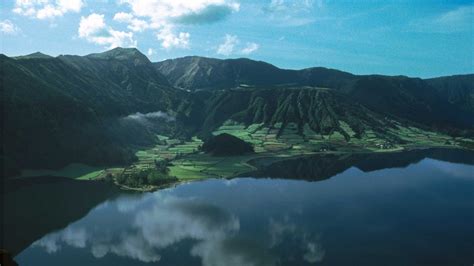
[78,13,106,38]
[118,0,240,49]
[410,5,474,33]
[0,20,21,35]
[113,12,134,22]
[156,27,190,49]
[98,30,137,49]
[217,34,238,55]
[78,13,137,49]
[119,0,240,24]
[217,35,259,56]
[13,0,83,20]
[113,12,150,32]
[241,42,259,55]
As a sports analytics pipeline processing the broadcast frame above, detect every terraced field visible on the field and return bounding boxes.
[17,120,472,188]
[163,120,469,181]
[110,120,471,183]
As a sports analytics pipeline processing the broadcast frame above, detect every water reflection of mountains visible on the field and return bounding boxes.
[4,148,473,258]
[246,148,474,181]
[1,177,120,256]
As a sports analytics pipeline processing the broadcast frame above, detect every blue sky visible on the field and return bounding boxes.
[1,0,473,78]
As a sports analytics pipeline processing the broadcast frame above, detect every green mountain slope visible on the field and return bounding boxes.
[1,48,178,174]
[178,87,399,140]
[348,75,474,130]
[14,52,53,60]
[426,74,474,112]
[154,56,299,90]
[2,48,473,177]
[156,56,474,131]
[154,56,355,91]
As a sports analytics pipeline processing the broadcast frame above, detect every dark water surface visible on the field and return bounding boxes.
[10,149,474,266]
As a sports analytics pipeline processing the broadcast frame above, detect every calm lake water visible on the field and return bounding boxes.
[10,149,474,266]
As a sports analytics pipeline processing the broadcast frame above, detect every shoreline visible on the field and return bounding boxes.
[9,146,472,193]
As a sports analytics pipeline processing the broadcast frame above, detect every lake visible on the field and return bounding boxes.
[8,149,474,266]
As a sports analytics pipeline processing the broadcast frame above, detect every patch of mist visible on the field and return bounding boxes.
[123,111,175,123]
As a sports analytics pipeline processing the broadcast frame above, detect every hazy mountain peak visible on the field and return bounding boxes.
[86,47,150,65]
[14,52,53,60]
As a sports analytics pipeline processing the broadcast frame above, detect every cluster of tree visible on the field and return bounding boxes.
[154,159,170,173]
[115,168,177,187]
[201,133,254,156]
[114,159,176,187]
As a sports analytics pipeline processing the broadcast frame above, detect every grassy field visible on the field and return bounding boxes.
[165,120,469,181]
[17,120,473,189]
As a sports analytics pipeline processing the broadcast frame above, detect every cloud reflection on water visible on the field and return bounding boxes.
[268,216,325,264]
[33,191,302,265]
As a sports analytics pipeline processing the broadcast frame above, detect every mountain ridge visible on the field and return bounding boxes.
[155,54,474,130]
[2,47,473,176]
[86,47,152,66]
[1,49,178,173]
[154,55,474,91]
[13,52,53,60]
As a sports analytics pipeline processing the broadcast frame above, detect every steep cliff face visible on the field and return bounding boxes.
[178,87,396,140]
[156,56,474,131]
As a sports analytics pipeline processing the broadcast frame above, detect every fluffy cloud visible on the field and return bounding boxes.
[113,12,150,32]
[116,0,240,49]
[119,0,240,24]
[0,20,21,35]
[13,0,83,19]
[241,42,259,55]
[156,27,190,49]
[78,13,106,38]
[217,34,259,56]
[12,1,239,49]
[78,13,137,49]
[217,34,238,55]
